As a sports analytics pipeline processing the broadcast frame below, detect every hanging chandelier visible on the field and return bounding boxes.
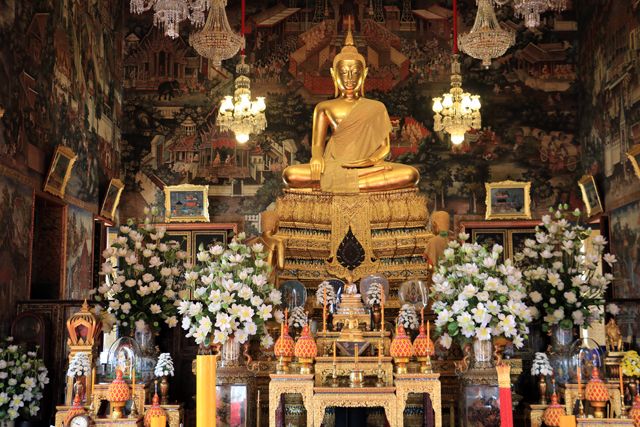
[458,0,515,68]
[432,0,481,146]
[512,0,550,28]
[189,0,244,69]
[217,56,267,143]
[216,1,265,144]
[547,0,568,12]
[130,0,208,39]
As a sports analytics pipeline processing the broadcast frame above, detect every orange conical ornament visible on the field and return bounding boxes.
[542,392,565,427]
[144,389,167,427]
[107,369,131,419]
[630,393,640,427]
[413,323,434,373]
[274,318,295,373]
[64,392,87,426]
[390,324,413,374]
[294,324,317,374]
[585,367,609,418]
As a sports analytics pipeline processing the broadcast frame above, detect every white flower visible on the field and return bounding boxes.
[235,329,249,344]
[212,330,228,344]
[458,232,470,241]
[483,257,496,268]
[150,304,162,314]
[572,310,585,325]
[461,284,477,299]
[165,316,178,328]
[552,308,565,321]
[260,334,274,348]
[258,304,273,320]
[607,303,620,316]
[476,326,492,340]
[252,274,268,287]
[564,291,577,304]
[209,245,224,256]
[142,273,154,283]
[439,333,453,349]
[121,303,132,314]
[181,317,191,330]
[269,289,282,305]
[238,286,253,300]
[215,313,233,332]
[529,291,543,303]
[274,309,284,323]
[451,299,469,314]
[603,253,617,266]
[199,316,213,334]
[435,309,452,327]
[188,302,203,317]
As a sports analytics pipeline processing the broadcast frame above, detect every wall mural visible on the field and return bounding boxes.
[119,0,581,231]
[65,204,94,300]
[577,0,640,301]
[0,174,33,327]
[0,0,122,205]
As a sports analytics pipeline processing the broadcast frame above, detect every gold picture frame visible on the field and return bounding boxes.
[100,179,124,220]
[44,146,77,198]
[484,180,532,220]
[164,184,210,223]
[471,229,507,262]
[578,175,603,217]
[626,143,640,179]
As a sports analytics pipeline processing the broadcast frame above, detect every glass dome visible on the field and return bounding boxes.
[569,330,604,383]
[106,336,142,382]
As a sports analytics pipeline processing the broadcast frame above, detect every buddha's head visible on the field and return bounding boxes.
[431,211,450,235]
[330,19,367,98]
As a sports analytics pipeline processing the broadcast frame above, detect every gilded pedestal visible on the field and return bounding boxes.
[395,373,442,427]
[268,374,314,427]
[564,383,622,418]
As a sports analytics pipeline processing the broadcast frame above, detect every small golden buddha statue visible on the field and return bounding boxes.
[423,211,451,267]
[247,211,286,272]
[282,21,419,193]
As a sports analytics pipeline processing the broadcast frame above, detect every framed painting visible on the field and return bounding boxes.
[578,175,603,217]
[626,143,640,179]
[192,229,231,255]
[508,229,537,260]
[484,181,532,220]
[164,184,210,223]
[163,231,192,260]
[44,146,77,198]
[609,200,640,300]
[472,229,507,262]
[100,179,124,220]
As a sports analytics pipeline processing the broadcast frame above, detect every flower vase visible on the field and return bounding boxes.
[371,304,381,331]
[549,325,574,386]
[472,338,494,369]
[538,375,548,405]
[220,336,242,367]
[133,323,159,383]
[160,376,170,405]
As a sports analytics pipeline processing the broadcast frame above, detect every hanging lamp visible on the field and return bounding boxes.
[458,0,515,68]
[432,0,482,146]
[216,0,267,144]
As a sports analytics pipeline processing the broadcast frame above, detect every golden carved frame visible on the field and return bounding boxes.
[44,145,77,198]
[578,174,603,218]
[163,184,210,223]
[626,143,640,179]
[484,180,531,220]
[100,179,124,220]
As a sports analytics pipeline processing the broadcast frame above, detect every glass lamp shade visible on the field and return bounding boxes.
[432,97,443,113]
[235,133,250,143]
[106,336,142,381]
[451,131,466,145]
[442,94,454,108]
[569,332,604,384]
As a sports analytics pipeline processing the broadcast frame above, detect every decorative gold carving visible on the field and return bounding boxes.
[312,387,398,427]
[526,403,546,427]
[564,383,622,418]
[268,374,314,427]
[394,373,442,427]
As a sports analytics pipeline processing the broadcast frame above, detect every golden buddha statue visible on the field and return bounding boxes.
[282,22,419,193]
[423,211,451,267]
[247,210,286,272]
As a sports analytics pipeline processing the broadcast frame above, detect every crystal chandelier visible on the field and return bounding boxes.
[130,0,208,39]
[513,0,550,28]
[432,0,481,146]
[432,55,481,145]
[547,0,568,12]
[217,56,267,143]
[458,0,515,68]
[189,0,244,70]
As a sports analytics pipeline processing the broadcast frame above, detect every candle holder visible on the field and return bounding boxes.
[620,393,628,419]
[330,363,340,387]
[349,369,364,387]
[276,355,292,374]
[578,398,585,418]
[130,396,139,418]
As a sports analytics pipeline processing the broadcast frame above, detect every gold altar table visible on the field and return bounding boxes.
[312,387,398,427]
[577,419,633,426]
[268,372,442,427]
[314,355,394,386]
[563,383,622,418]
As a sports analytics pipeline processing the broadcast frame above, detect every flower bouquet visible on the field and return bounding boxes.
[154,353,174,377]
[398,304,419,331]
[531,352,553,376]
[96,208,188,334]
[430,234,531,352]
[366,282,384,307]
[621,351,640,378]
[288,306,308,329]
[0,337,49,421]
[66,352,91,378]
[178,234,281,351]
[316,281,336,308]
[515,205,616,332]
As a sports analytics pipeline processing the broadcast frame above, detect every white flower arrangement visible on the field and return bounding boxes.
[607,303,620,316]
[430,234,531,349]
[531,352,553,376]
[179,234,280,347]
[154,353,175,377]
[366,282,384,306]
[398,304,419,331]
[288,306,308,329]
[95,207,187,334]
[0,337,49,421]
[66,352,91,378]
[316,281,336,307]
[515,205,615,332]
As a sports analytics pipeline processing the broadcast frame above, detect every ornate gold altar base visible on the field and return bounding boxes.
[275,188,432,284]
[563,383,622,418]
[577,419,633,426]
[268,373,442,427]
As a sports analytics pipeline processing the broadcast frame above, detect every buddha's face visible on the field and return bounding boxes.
[331,59,367,97]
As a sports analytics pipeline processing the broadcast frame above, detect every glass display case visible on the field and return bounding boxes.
[569,330,604,383]
[105,336,142,382]
[461,385,501,427]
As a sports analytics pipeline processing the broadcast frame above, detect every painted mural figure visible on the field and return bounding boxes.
[282,23,419,193]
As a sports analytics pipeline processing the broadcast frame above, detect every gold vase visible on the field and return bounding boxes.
[160,376,170,405]
[196,355,217,427]
[539,375,547,405]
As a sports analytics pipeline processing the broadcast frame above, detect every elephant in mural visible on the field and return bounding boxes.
[158,80,181,100]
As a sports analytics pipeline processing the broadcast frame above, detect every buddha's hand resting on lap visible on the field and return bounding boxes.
[342,158,376,168]
[310,157,324,180]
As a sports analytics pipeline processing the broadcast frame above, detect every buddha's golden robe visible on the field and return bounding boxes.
[320,98,393,193]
